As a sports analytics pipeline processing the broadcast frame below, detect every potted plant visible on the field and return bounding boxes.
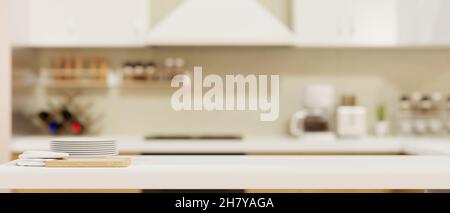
[375,104,389,137]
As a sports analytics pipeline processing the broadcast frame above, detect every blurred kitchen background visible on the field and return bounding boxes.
[8,0,450,139]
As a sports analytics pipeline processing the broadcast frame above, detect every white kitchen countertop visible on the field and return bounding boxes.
[11,135,450,155]
[2,155,450,189]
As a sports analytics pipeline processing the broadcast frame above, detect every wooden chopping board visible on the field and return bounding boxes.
[45,157,131,167]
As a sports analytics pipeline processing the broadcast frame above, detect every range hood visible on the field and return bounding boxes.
[147,0,294,46]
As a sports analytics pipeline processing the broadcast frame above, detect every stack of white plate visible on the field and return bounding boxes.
[50,138,118,158]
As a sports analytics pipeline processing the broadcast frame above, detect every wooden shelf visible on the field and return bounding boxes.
[44,80,109,89]
[119,81,174,89]
[40,79,175,90]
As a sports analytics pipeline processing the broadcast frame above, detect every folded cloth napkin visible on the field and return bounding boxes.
[16,151,69,167]
[16,159,56,167]
[19,151,69,159]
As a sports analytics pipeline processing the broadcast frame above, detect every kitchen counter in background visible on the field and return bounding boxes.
[11,135,450,155]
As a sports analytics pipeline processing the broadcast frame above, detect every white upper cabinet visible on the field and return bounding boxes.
[350,0,397,46]
[293,0,397,47]
[293,0,349,46]
[10,0,31,46]
[398,0,450,46]
[70,0,149,47]
[30,0,75,46]
[11,0,450,47]
[11,0,149,47]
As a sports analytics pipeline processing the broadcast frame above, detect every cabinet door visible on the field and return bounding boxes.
[10,0,32,46]
[294,0,398,47]
[399,0,450,46]
[349,0,397,46]
[293,0,350,46]
[71,0,149,47]
[29,0,74,46]
[422,0,450,45]
[397,0,420,45]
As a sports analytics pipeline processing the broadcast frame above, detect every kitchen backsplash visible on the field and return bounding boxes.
[12,48,450,136]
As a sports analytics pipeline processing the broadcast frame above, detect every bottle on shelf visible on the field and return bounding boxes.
[74,57,84,81]
[98,58,109,81]
[88,57,99,80]
[50,58,61,81]
[45,56,110,86]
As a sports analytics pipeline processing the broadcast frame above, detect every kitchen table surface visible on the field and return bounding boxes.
[11,135,450,155]
[2,155,450,189]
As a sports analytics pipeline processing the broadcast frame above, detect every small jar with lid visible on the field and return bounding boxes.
[173,58,185,76]
[122,62,134,82]
[145,62,156,80]
[397,95,413,135]
[427,92,444,134]
[133,62,146,81]
[446,96,450,133]
[160,58,175,80]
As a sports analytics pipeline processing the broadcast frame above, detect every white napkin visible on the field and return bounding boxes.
[16,151,69,167]
[16,159,56,167]
[19,151,69,159]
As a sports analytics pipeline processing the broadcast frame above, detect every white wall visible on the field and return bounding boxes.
[0,0,12,163]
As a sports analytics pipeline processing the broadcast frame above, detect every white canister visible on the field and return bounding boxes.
[336,106,367,138]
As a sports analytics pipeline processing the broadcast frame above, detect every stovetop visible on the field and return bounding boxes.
[144,135,243,141]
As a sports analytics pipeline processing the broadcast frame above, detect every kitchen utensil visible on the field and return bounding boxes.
[290,84,335,138]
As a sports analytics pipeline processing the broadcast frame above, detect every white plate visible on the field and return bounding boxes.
[59,152,118,155]
[51,138,115,142]
[50,144,117,148]
[51,146,116,149]
[54,153,118,156]
[51,146,116,150]
[51,149,117,152]
[51,144,116,147]
[69,154,117,158]
[51,143,115,145]
[51,140,115,143]
[52,147,117,152]
[51,150,117,154]
[51,147,117,151]
[51,145,115,148]
[51,142,116,145]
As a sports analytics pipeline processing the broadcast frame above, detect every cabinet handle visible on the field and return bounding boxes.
[67,19,75,37]
[133,20,142,37]
[337,16,344,36]
[348,16,355,37]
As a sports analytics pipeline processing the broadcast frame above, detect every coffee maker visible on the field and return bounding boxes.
[290,84,336,140]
